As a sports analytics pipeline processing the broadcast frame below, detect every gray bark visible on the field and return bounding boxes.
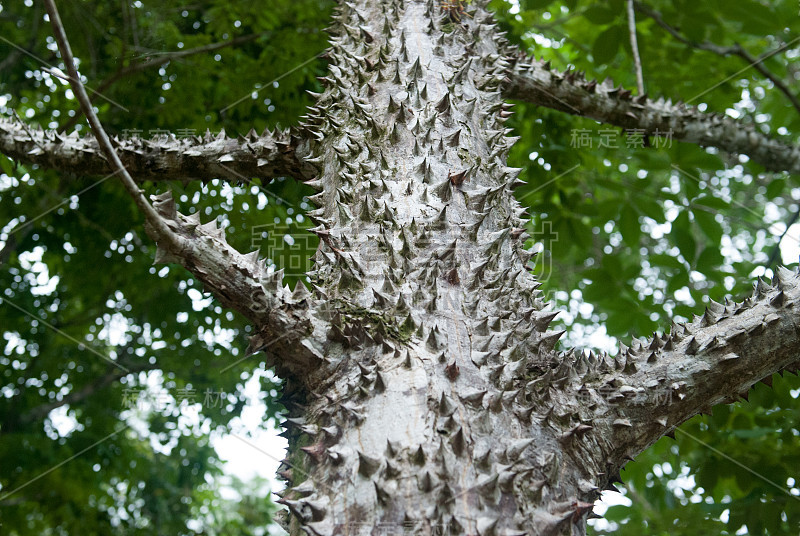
[147,191,317,365]
[0,115,310,183]
[8,0,800,534]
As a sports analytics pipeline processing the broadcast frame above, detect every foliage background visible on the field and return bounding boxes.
[0,0,798,534]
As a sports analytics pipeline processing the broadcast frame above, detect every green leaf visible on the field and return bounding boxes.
[0,154,14,176]
[693,194,730,211]
[693,209,723,242]
[766,177,785,199]
[583,5,618,24]
[634,197,665,222]
[672,211,697,265]
[619,204,641,248]
[726,0,778,35]
[592,25,626,64]
[696,246,723,272]
[650,253,684,270]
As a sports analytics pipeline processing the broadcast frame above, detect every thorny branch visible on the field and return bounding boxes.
[503,55,800,174]
[0,114,310,184]
[574,268,800,474]
[7,0,800,532]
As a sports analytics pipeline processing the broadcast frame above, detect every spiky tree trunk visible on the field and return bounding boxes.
[276,0,577,533]
[248,2,800,534]
[11,0,800,535]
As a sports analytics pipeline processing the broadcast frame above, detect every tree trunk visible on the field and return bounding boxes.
[263,2,800,534]
[16,0,800,534]
[272,1,595,533]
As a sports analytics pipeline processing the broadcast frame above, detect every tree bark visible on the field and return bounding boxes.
[268,2,800,534]
[274,0,592,531]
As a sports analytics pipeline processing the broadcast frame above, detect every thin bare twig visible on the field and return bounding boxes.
[767,205,800,267]
[11,109,45,151]
[626,0,645,95]
[634,1,800,116]
[59,33,262,131]
[42,0,181,252]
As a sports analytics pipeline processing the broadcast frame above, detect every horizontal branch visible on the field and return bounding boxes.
[0,115,312,183]
[556,267,800,487]
[502,57,800,175]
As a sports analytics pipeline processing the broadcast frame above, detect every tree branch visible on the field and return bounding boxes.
[560,268,800,487]
[42,0,317,374]
[0,114,311,183]
[633,1,800,116]
[44,0,183,271]
[502,56,800,175]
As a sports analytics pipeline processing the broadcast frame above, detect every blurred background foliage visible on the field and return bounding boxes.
[0,0,798,534]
